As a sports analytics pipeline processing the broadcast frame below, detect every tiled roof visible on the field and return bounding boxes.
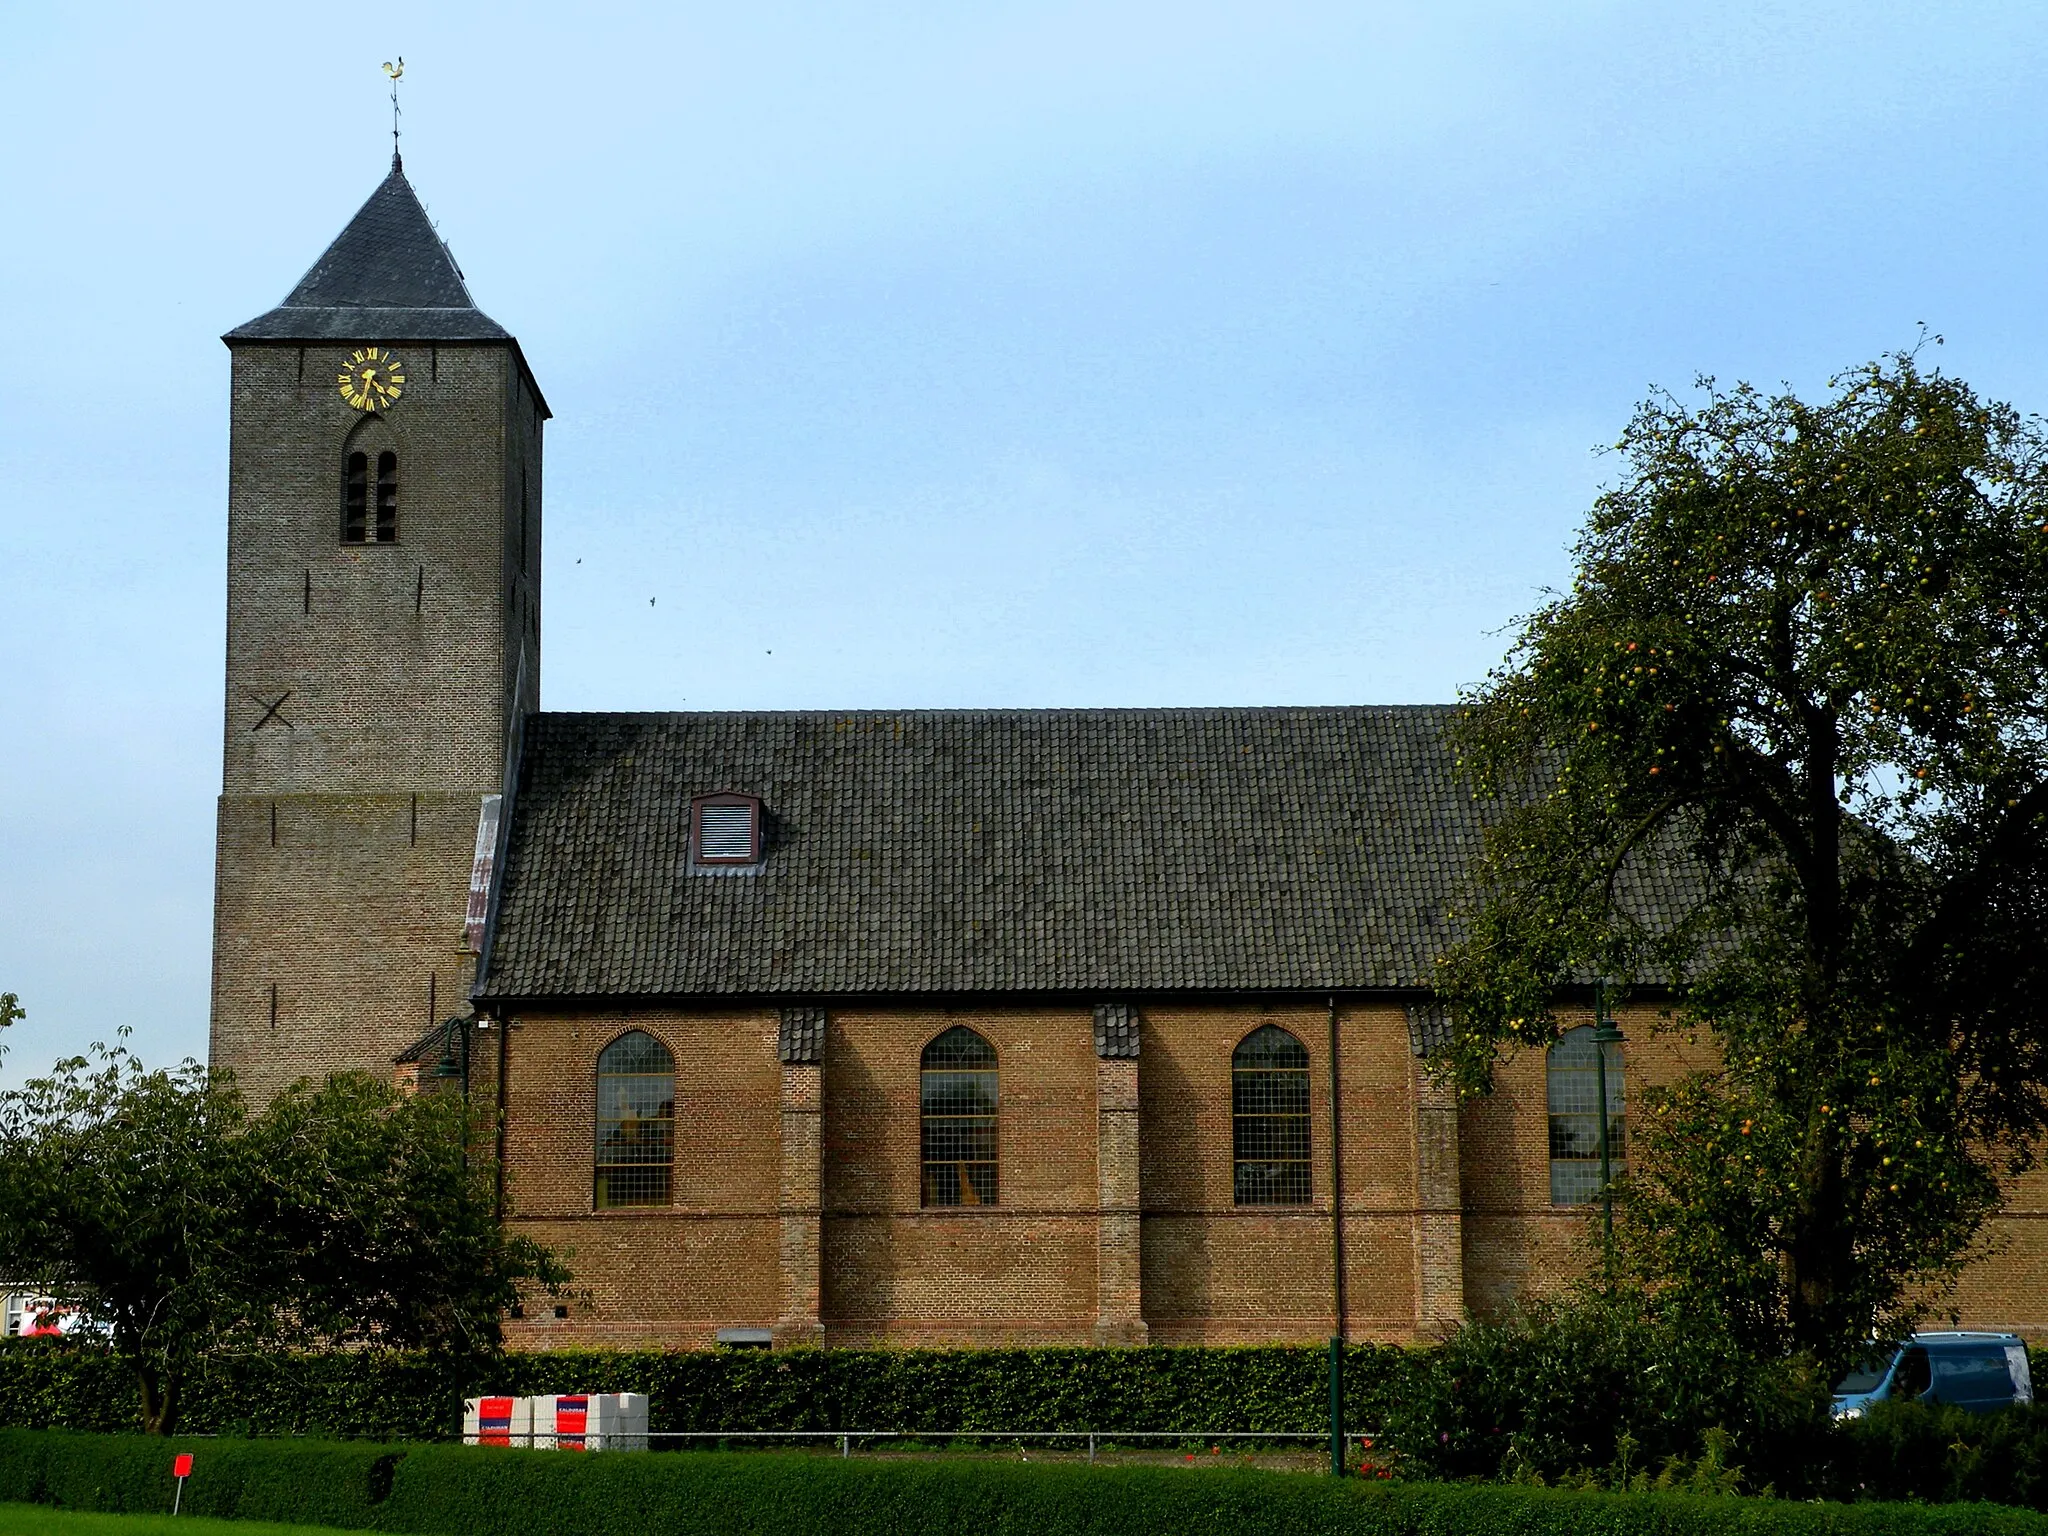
[225,160,512,344]
[480,705,1669,1002]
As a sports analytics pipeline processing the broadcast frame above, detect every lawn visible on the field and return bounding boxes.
[0,1506,360,1536]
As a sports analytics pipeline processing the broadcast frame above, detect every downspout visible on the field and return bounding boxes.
[494,1005,510,1221]
[1327,993,1345,1337]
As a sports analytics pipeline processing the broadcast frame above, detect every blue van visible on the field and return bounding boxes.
[1832,1332,2033,1418]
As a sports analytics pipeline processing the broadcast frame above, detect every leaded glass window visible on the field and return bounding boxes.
[921,1026,997,1206]
[1548,1025,1624,1206]
[1233,1025,1311,1205]
[594,1030,675,1209]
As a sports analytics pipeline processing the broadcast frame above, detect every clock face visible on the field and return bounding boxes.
[337,346,408,411]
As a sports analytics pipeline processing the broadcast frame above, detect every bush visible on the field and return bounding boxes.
[5,1428,2048,1536]
[1822,1401,2048,1508]
[1381,1290,1831,1491]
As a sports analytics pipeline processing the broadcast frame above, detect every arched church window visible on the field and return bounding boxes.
[594,1030,674,1209]
[1548,1025,1624,1206]
[1232,1025,1312,1205]
[921,1026,997,1206]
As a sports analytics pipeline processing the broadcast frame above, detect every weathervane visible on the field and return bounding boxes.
[382,57,405,168]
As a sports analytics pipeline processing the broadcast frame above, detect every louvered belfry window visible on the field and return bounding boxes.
[594,1030,675,1209]
[1232,1025,1312,1205]
[921,1026,998,1207]
[342,450,399,543]
[374,450,398,542]
[343,451,369,542]
[692,793,762,865]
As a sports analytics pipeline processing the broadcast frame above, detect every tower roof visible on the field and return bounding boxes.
[225,160,513,343]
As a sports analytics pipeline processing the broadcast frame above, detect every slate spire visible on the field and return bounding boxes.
[226,162,511,342]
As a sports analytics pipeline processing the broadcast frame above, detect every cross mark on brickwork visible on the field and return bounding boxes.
[248,691,295,731]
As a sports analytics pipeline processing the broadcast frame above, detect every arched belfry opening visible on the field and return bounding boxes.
[341,413,400,544]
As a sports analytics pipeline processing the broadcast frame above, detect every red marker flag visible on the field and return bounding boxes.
[173,1454,193,1478]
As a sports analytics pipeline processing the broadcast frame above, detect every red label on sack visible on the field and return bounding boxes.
[172,1454,193,1478]
[478,1396,515,1446]
[557,1395,588,1451]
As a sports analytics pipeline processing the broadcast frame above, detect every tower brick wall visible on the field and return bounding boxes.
[210,340,541,1101]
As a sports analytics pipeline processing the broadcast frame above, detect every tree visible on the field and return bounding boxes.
[0,1042,567,1433]
[1439,347,2048,1369]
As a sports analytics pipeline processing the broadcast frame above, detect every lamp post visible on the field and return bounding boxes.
[1592,980,1627,1281]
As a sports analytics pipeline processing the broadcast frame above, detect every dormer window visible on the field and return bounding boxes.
[692,793,762,865]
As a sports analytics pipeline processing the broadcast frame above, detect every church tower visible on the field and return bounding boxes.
[211,157,546,1100]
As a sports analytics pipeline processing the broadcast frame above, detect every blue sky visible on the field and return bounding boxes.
[6,1,2048,1078]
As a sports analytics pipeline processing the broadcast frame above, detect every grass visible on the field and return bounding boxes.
[0,1506,361,1536]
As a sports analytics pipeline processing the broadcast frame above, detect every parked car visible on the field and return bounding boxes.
[1832,1331,2034,1418]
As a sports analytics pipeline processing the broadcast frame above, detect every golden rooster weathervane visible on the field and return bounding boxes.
[382,57,405,168]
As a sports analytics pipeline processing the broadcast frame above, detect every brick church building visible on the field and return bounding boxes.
[209,158,2048,1349]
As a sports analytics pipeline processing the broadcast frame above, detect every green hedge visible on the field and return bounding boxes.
[0,1340,1421,1441]
[12,1339,2048,1512]
[1813,1401,2048,1507]
[5,1428,2048,1536]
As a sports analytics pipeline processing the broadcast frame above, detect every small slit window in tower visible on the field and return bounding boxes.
[342,451,368,543]
[375,451,399,542]
[594,1030,675,1209]
[1232,1025,1312,1205]
[692,794,761,864]
[921,1026,997,1206]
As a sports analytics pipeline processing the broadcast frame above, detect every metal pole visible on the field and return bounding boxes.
[1328,1335,1345,1477]
[1596,1038,1612,1264]
[1592,982,1625,1286]
[1326,995,1345,1338]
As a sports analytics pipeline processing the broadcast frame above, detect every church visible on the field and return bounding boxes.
[207,158,2048,1349]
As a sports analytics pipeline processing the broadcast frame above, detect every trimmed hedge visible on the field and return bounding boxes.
[3,1428,2047,1536]
[1815,1401,2048,1507]
[0,1341,1421,1441]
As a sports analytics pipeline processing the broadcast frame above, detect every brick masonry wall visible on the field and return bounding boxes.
[1138,1001,1425,1345]
[821,1006,1100,1347]
[211,791,483,1099]
[211,340,542,1099]
[486,998,1466,1348]
[1949,1172,2048,1339]
[499,1008,783,1350]
[479,991,2048,1349]
[1458,1003,1712,1317]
